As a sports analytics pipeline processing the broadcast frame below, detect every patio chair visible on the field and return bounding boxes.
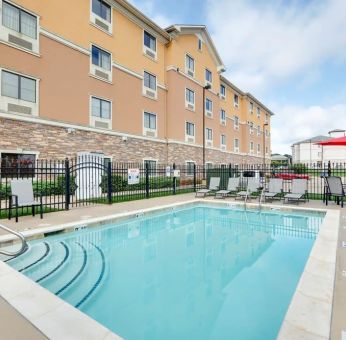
[324,176,345,208]
[263,178,283,202]
[235,178,261,201]
[215,177,240,199]
[283,179,308,204]
[195,177,220,198]
[9,179,43,223]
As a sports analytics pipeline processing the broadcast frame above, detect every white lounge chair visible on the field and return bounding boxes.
[263,178,283,202]
[215,177,239,199]
[196,177,220,198]
[235,178,260,201]
[284,179,308,204]
[324,176,345,208]
[9,179,43,222]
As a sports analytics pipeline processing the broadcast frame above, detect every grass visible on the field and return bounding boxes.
[0,206,60,219]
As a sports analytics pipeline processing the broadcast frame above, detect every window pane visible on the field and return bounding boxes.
[144,72,155,90]
[92,46,100,66]
[150,114,156,129]
[101,100,111,119]
[144,113,150,128]
[100,50,111,70]
[100,1,111,22]
[144,31,156,51]
[91,97,101,117]
[3,2,19,32]
[21,11,36,38]
[1,71,19,99]
[20,76,36,102]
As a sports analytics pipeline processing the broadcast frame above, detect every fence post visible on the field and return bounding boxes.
[193,164,197,192]
[173,163,176,195]
[107,161,112,204]
[145,162,150,198]
[65,158,70,210]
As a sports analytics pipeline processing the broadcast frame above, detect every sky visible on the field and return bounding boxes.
[129,0,346,155]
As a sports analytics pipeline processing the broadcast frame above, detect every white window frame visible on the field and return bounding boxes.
[143,111,157,137]
[90,43,112,82]
[90,0,113,34]
[143,29,157,60]
[198,38,202,51]
[185,87,195,111]
[220,109,226,126]
[265,113,269,123]
[234,116,239,130]
[185,160,195,177]
[0,0,40,53]
[234,94,239,108]
[249,102,254,114]
[185,121,195,143]
[249,122,254,135]
[250,141,254,154]
[205,98,213,117]
[234,138,239,153]
[143,158,158,174]
[0,67,39,116]
[206,128,213,147]
[185,54,195,78]
[205,68,212,86]
[142,70,157,99]
[220,134,226,150]
[89,95,112,129]
[257,107,261,118]
[257,143,261,155]
[257,125,261,136]
[220,84,226,100]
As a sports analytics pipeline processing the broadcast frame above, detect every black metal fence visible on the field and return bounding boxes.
[0,157,345,219]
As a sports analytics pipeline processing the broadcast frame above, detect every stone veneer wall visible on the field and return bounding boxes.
[0,117,267,164]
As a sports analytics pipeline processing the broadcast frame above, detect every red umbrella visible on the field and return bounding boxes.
[318,136,346,146]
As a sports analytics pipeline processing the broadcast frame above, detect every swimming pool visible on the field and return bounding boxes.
[6,204,325,339]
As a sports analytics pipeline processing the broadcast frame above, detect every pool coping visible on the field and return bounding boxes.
[0,199,340,339]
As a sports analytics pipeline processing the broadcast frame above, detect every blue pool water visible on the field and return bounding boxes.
[7,204,324,339]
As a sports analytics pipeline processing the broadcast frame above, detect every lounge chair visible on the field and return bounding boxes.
[324,176,345,207]
[9,179,43,222]
[215,177,239,199]
[263,178,283,202]
[283,179,308,204]
[195,177,220,198]
[235,178,260,201]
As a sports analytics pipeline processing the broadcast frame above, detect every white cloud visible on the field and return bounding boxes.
[205,0,346,93]
[270,103,346,154]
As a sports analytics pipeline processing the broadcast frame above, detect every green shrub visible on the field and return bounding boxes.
[100,175,127,193]
[290,164,308,174]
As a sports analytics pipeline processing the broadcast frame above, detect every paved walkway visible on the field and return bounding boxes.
[0,194,345,339]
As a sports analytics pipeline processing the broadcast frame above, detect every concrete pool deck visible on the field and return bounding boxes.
[0,193,345,339]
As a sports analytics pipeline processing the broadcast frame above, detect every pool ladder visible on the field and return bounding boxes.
[258,188,265,211]
[0,223,28,257]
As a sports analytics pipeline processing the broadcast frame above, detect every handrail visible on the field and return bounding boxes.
[0,224,28,257]
[259,188,265,210]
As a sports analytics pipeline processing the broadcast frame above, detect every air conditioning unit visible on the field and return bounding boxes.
[187,103,194,110]
[187,70,194,77]
[219,94,225,100]
[94,69,109,80]
[145,48,156,59]
[8,34,32,50]
[94,18,110,32]
[145,89,156,98]
[145,130,156,137]
[206,141,212,147]
[8,103,32,115]
[234,147,239,153]
[187,137,195,143]
[221,120,226,126]
[234,126,239,130]
[94,120,110,129]
[221,145,226,151]
[206,111,212,118]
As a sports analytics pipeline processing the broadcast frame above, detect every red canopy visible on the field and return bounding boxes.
[318,136,346,146]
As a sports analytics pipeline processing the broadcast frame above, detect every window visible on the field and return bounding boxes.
[257,144,261,153]
[92,0,111,22]
[234,138,239,151]
[185,54,195,75]
[206,128,213,141]
[257,125,261,136]
[91,97,111,119]
[205,69,212,83]
[198,38,202,51]
[205,98,213,114]
[144,160,157,171]
[91,45,111,71]
[265,146,268,155]
[186,161,195,176]
[221,134,226,146]
[234,94,239,107]
[234,116,239,129]
[220,84,226,98]
[144,112,156,130]
[143,71,156,91]
[250,142,254,153]
[249,102,254,113]
[185,88,195,106]
[249,122,254,134]
[144,31,156,52]
[257,107,261,118]
[220,109,226,124]
[206,162,213,170]
[2,1,37,39]
[265,113,269,123]
[1,152,36,178]
[186,122,195,137]
[1,70,36,102]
